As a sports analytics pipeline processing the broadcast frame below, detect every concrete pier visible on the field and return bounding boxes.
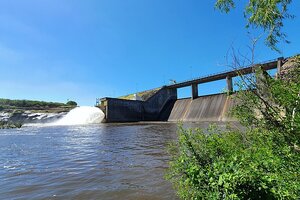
[191,84,198,99]
[277,57,284,76]
[226,76,233,93]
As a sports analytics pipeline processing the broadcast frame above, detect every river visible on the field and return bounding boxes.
[0,122,225,200]
[0,123,180,199]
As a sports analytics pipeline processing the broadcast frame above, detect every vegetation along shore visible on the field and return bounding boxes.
[0,99,77,129]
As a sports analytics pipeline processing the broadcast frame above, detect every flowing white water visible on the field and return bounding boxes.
[53,106,104,125]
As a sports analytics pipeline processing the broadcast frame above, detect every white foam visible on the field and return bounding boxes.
[52,106,104,126]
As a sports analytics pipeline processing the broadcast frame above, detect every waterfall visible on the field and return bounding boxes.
[53,106,104,125]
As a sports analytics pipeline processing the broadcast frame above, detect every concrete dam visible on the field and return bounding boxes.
[98,57,284,123]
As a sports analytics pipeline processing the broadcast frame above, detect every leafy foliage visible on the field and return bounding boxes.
[167,126,300,199]
[166,57,300,199]
[66,100,77,106]
[215,0,294,51]
[233,56,300,146]
[0,98,68,109]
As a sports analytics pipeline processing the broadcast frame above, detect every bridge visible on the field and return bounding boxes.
[165,57,283,99]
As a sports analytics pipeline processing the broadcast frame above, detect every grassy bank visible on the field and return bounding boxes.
[119,88,161,101]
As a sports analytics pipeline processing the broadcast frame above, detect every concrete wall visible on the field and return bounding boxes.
[143,87,177,120]
[167,98,191,121]
[101,87,177,122]
[168,93,236,122]
[104,98,143,122]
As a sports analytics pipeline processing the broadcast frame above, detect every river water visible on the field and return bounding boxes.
[0,122,224,200]
[0,123,179,200]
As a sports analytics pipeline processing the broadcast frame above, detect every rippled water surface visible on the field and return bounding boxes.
[0,123,186,200]
[0,122,226,200]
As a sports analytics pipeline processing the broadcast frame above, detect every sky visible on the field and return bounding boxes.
[0,0,299,105]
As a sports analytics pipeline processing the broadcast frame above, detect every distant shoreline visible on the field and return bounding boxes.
[0,98,77,128]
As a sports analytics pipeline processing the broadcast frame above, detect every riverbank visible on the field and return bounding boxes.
[0,98,77,127]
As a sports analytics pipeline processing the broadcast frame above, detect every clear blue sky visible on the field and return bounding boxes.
[0,0,299,105]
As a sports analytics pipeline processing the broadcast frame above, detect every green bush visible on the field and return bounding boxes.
[166,57,300,199]
[66,100,77,106]
[166,126,300,199]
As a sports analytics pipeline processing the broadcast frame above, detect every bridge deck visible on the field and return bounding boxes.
[166,59,281,89]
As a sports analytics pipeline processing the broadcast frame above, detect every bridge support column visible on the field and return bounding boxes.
[226,76,233,94]
[191,83,198,99]
[277,57,284,78]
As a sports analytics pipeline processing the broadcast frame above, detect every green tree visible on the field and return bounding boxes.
[66,100,77,107]
[215,0,294,51]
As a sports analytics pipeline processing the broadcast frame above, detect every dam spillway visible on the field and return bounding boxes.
[98,57,285,123]
[168,93,236,122]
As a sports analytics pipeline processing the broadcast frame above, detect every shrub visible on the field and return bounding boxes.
[166,125,300,199]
